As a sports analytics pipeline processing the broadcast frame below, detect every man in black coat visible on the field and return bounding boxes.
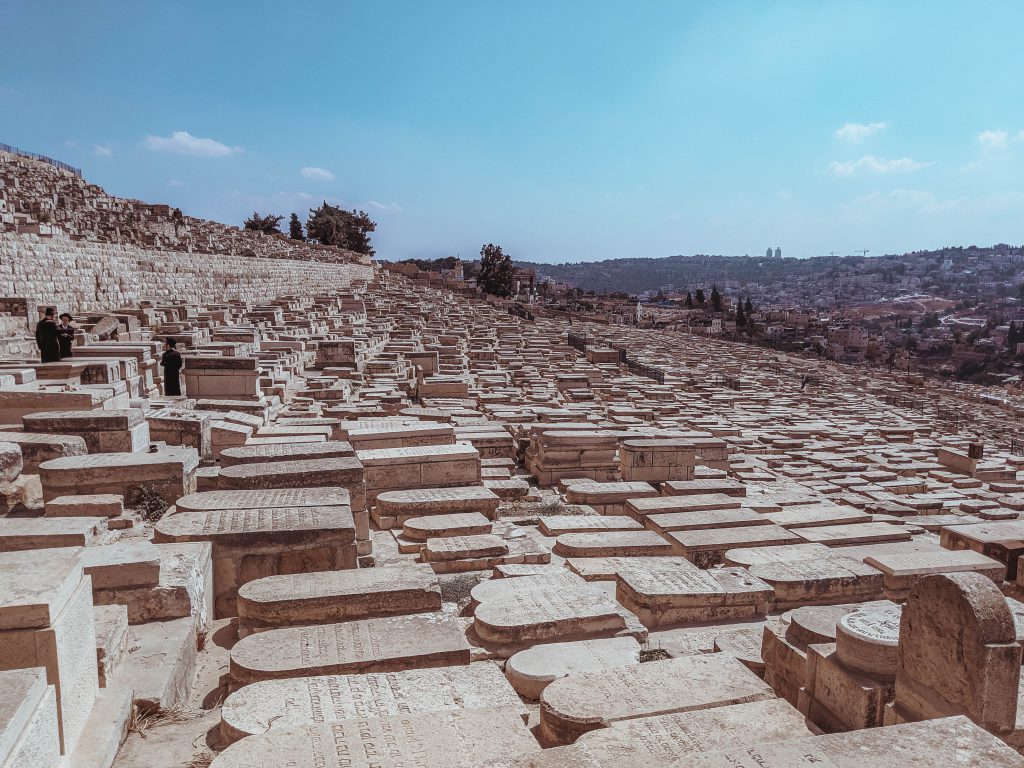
[35,307,60,363]
[160,337,184,396]
[57,313,75,359]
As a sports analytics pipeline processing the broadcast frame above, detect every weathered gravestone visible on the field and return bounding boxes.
[886,572,1022,739]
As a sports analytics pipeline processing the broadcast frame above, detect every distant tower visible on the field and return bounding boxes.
[774,247,782,259]
[766,247,772,259]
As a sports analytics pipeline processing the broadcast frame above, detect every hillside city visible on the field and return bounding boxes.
[389,246,1024,388]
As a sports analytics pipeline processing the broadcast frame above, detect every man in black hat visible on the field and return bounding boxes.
[57,313,75,359]
[160,337,184,396]
[35,307,60,363]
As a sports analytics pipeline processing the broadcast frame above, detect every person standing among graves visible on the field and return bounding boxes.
[35,306,60,363]
[56,313,75,358]
[160,337,184,396]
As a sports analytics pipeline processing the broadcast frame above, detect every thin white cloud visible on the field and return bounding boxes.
[365,200,402,212]
[301,166,334,181]
[166,179,184,187]
[143,131,241,157]
[977,129,1010,150]
[835,122,888,143]
[827,155,931,176]
[92,144,112,157]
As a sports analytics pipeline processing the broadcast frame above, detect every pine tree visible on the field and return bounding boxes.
[1010,321,1018,350]
[288,213,304,241]
[710,285,722,312]
[745,296,754,314]
[695,288,706,305]
[684,292,693,309]
[736,301,746,327]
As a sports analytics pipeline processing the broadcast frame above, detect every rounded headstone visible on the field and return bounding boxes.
[504,636,641,699]
[835,602,901,678]
[785,604,854,648]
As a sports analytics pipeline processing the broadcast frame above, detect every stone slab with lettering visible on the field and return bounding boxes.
[402,512,493,541]
[217,456,365,510]
[494,698,816,768]
[505,636,641,699]
[175,486,351,512]
[422,534,509,562]
[539,653,775,745]
[237,563,441,634]
[645,507,768,533]
[473,575,644,648]
[796,522,913,547]
[375,486,501,527]
[566,555,694,581]
[617,562,773,627]
[219,662,527,743]
[229,612,470,685]
[539,515,644,536]
[723,543,833,568]
[626,493,741,521]
[749,556,884,610]
[766,504,872,529]
[681,716,1024,767]
[218,439,355,467]
[553,530,674,558]
[212,705,539,768]
[154,505,356,617]
[671,525,803,568]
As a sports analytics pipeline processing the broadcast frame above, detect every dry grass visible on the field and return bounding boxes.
[127,704,204,738]
[185,753,214,768]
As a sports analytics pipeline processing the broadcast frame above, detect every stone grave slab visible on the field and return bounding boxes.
[616,563,773,627]
[0,517,107,552]
[212,705,539,768]
[218,439,355,466]
[401,512,492,542]
[865,549,1006,600]
[79,541,161,590]
[236,563,441,635]
[671,525,803,568]
[796,521,913,546]
[723,542,832,568]
[505,636,641,699]
[229,612,470,685]
[553,530,674,558]
[219,663,527,743]
[645,507,768,533]
[473,576,643,648]
[374,485,501,528]
[154,505,356,617]
[37,447,200,507]
[538,515,643,536]
[539,653,775,745]
[749,556,885,610]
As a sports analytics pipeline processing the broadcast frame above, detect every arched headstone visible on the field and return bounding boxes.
[890,572,1021,734]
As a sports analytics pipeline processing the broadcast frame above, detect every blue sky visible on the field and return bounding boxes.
[3,1,1024,263]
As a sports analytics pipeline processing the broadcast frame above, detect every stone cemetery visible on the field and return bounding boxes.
[6,151,1024,766]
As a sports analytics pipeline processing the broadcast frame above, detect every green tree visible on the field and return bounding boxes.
[288,213,304,241]
[710,285,722,312]
[243,212,283,234]
[736,300,746,327]
[745,296,754,314]
[306,202,377,255]
[684,292,693,309]
[477,243,514,297]
[695,288,706,305]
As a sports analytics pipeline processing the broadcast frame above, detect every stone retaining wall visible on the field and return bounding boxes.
[0,233,375,313]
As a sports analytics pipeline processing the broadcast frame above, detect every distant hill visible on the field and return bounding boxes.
[515,246,1024,295]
